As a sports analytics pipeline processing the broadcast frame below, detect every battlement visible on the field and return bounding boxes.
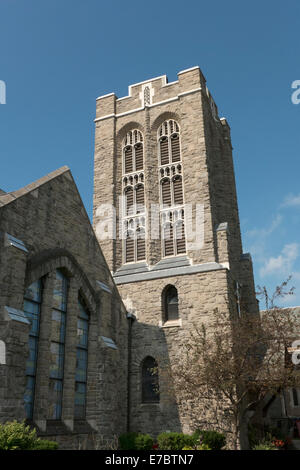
[95,66,210,121]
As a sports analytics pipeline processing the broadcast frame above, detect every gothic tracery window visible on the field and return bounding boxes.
[122,130,146,263]
[158,120,186,257]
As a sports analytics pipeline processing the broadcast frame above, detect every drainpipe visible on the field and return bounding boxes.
[126,312,136,433]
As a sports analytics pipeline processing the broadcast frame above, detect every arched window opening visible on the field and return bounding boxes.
[48,269,68,420]
[159,136,169,165]
[175,220,186,254]
[173,175,183,206]
[171,133,180,162]
[163,222,174,257]
[164,285,179,322]
[135,184,145,213]
[75,297,89,419]
[161,178,171,207]
[122,130,146,264]
[123,130,144,174]
[158,120,185,257]
[136,227,146,261]
[23,279,43,419]
[124,146,133,174]
[142,356,159,403]
[124,186,134,216]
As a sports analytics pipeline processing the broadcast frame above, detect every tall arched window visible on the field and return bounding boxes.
[158,120,186,257]
[163,285,179,322]
[142,356,159,403]
[23,279,43,419]
[122,130,146,263]
[48,269,68,420]
[75,298,89,419]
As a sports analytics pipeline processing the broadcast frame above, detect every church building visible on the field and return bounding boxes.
[1,66,292,449]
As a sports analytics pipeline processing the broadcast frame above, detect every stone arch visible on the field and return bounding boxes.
[116,121,144,146]
[25,248,98,314]
[150,111,181,134]
[0,340,6,365]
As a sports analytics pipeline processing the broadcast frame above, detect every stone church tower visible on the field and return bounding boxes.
[93,66,258,435]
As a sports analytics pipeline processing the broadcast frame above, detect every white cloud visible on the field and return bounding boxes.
[281,194,300,208]
[246,213,282,239]
[260,243,299,277]
[245,214,282,261]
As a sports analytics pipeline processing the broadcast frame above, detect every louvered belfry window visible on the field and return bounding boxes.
[122,130,146,263]
[158,120,186,257]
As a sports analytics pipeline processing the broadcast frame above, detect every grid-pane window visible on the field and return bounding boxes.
[74,299,89,419]
[158,120,185,257]
[24,279,42,419]
[48,270,68,420]
[142,357,159,403]
[122,130,146,263]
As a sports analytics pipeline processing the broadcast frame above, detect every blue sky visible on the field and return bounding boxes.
[1,0,300,307]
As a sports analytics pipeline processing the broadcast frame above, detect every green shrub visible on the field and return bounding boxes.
[32,439,59,450]
[253,442,278,450]
[193,430,226,450]
[198,443,212,450]
[119,432,139,450]
[157,432,195,450]
[134,434,153,450]
[119,432,153,450]
[0,421,57,450]
[0,421,38,450]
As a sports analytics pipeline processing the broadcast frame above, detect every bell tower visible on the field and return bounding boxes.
[93,66,258,435]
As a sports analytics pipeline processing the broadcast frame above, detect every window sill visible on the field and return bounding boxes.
[159,319,182,328]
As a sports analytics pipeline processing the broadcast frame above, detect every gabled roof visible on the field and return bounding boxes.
[0,166,70,207]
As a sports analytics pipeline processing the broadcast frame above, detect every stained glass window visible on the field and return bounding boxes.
[74,299,89,419]
[24,279,42,419]
[48,270,68,420]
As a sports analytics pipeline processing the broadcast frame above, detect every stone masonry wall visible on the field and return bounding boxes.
[0,168,129,447]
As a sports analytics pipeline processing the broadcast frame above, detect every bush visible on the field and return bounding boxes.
[0,421,57,450]
[135,434,153,450]
[119,432,139,450]
[0,421,38,450]
[192,430,226,450]
[119,432,153,450]
[253,442,279,450]
[198,443,212,450]
[32,439,59,450]
[157,432,195,450]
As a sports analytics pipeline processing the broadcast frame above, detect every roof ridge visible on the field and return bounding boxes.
[0,166,70,207]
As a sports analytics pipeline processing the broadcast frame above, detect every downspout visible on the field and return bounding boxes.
[126,312,136,433]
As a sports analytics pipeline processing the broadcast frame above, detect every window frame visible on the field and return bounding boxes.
[141,356,160,404]
[23,278,43,420]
